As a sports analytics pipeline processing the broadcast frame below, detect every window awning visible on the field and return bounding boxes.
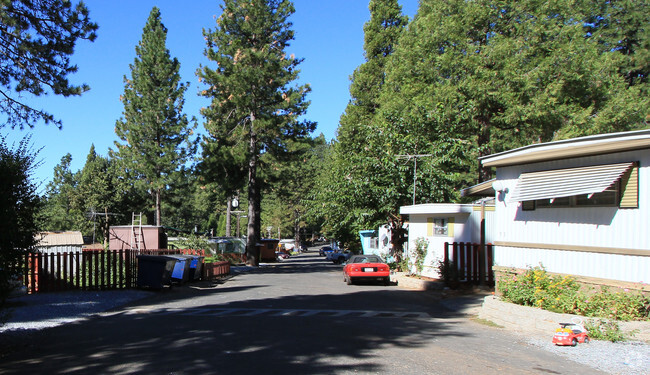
[508,162,634,202]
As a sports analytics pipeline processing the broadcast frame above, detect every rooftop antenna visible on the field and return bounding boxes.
[396,154,433,205]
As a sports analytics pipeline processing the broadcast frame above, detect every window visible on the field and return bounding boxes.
[427,217,454,236]
[433,218,448,235]
[514,162,639,210]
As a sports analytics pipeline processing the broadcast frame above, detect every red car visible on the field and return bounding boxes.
[552,322,590,346]
[343,255,391,286]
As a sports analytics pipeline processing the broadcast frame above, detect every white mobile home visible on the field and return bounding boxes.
[360,226,392,260]
[400,202,495,278]
[481,129,650,288]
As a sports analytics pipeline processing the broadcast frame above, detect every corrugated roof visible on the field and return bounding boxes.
[508,162,634,202]
[35,231,84,246]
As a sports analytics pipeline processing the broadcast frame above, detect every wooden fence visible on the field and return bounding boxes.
[19,249,230,294]
[443,242,494,285]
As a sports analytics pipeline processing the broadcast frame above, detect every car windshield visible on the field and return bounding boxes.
[351,256,382,264]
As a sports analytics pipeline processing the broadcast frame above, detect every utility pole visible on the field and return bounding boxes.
[396,154,433,205]
[225,197,232,236]
[231,210,245,237]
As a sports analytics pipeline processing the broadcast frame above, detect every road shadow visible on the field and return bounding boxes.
[0,252,498,374]
[0,293,473,374]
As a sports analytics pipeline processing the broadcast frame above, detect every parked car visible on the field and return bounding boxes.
[319,246,333,257]
[326,250,352,264]
[343,255,391,286]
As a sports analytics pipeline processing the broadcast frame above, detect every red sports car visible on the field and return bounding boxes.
[343,255,391,286]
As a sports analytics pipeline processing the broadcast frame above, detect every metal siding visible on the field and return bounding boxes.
[493,149,649,282]
[494,246,648,283]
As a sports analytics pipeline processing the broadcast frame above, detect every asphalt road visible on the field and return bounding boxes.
[0,251,606,374]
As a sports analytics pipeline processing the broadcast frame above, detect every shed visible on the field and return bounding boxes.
[480,129,650,288]
[35,231,84,254]
[109,225,168,251]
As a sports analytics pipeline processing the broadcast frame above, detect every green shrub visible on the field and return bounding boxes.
[584,319,637,342]
[436,259,459,286]
[498,265,649,321]
[387,258,409,272]
[412,237,429,274]
[204,255,225,263]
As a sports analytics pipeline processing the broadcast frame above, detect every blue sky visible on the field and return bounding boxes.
[3,0,418,191]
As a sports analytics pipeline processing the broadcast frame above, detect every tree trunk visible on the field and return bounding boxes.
[477,119,492,182]
[155,188,162,226]
[103,206,109,248]
[225,196,232,236]
[293,209,301,250]
[388,214,407,266]
[246,114,260,266]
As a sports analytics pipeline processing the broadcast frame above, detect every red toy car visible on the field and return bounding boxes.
[552,321,590,346]
[343,254,391,286]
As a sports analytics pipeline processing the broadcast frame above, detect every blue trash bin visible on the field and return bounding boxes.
[136,255,177,289]
[180,255,205,281]
[167,255,191,283]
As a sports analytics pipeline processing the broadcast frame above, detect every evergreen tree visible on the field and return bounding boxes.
[320,0,408,253]
[381,0,648,183]
[0,0,97,129]
[198,0,314,266]
[76,145,120,244]
[114,7,196,226]
[0,136,40,305]
[39,153,82,231]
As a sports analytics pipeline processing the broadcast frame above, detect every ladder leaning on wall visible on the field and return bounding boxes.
[130,212,144,251]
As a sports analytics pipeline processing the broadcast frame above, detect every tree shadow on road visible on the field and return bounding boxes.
[0,253,497,374]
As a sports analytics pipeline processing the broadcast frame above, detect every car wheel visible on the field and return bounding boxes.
[571,338,578,347]
[347,276,353,285]
[337,257,345,264]
[583,337,590,344]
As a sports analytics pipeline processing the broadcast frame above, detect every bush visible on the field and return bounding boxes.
[412,237,429,274]
[387,258,409,272]
[0,136,40,308]
[436,259,459,286]
[498,265,649,321]
[584,319,637,342]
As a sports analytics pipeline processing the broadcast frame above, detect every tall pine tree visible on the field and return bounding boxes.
[198,0,314,266]
[0,0,97,129]
[321,0,408,253]
[114,7,196,226]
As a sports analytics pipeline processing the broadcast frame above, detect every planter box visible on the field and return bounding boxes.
[391,272,444,291]
[202,261,231,281]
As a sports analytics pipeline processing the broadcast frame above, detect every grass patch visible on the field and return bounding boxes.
[471,316,504,328]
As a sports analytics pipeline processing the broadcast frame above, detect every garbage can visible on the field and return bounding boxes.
[167,255,191,283]
[180,255,205,281]
[136,255,177,289]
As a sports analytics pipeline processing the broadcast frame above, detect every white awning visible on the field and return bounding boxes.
[508,162,634,202]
